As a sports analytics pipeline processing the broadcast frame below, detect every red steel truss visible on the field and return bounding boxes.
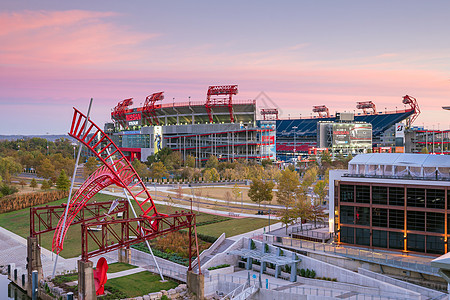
[260,108,279,120]
[30,200,129,237]
[356,101,377,114]
[112,98,133,128]
[44,107,203,271]
[205,85,238,123]
[142,92,164,125]
[402,95,421,127]
[312,105,330,118]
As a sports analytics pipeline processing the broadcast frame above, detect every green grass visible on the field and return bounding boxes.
[196,217,269,238]
[106,262,137,273]
[0,190,271,258]
[52,273,78,284]
[103,271,178,298]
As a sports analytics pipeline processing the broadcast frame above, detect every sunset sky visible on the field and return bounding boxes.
[1,1,450,134]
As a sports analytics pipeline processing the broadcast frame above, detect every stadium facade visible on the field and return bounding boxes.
[103,85,419,163]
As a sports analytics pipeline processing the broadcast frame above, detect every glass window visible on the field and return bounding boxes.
[355,185,370,203]
[340,206,354,224]
[355,228,370,246]
[389,210,404,229]
[340,185,354,202]
[407,211,425,232]
[372,230,387,248]
[426,212,445,233]
[356,207,370,226]
[340,226,354,244]
[372,186,387,205]
[407,233,425,252]
[426,189,445,209]
[389,232,404,250]
[372,208,388,228]
[389,187,404,206]
[407,188,425,207]
[427,236,445,254]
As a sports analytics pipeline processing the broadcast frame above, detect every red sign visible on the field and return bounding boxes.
[126,113,141,121]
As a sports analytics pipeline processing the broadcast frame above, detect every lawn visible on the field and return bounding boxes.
[196,217,269,238]
[106,262,137,273]
[0,189,272,258]
[103,271,178,298]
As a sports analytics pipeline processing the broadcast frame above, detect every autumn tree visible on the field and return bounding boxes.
[310,202,327,227]
[185,155,196,168]
[36,158,55,180]
[248,179,274,208]
[56,170,71,191]
[0,156,22,183]
[232,183,241,203]
[277,168,301,233]
[150,162,169,181]
[205,155,219,170]
[83,157,98,178]
[132,159,150,179]
[313,180,327,205]
[203,168,219,182]
[30,178,37,190]
[19,179,26,189]
[41,180,51,190]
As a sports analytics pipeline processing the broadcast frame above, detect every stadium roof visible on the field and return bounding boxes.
[349,153,450,168]
[276,109,414,138]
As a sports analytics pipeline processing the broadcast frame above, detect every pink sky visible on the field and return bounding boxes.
[1,2,449,134]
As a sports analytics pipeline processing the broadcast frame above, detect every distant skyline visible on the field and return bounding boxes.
[1,1,450,134]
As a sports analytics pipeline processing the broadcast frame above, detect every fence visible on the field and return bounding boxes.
[264,235,439,276]
[291,224,332,242]
[209,274,405,300]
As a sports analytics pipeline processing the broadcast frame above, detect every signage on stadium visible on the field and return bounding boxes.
[126,113,141,121]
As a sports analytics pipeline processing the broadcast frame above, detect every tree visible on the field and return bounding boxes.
[0,156,22,183]
[41,180,51,190]
[84,157,98,177]
[421,147,429,154]
[165,151,182,170]
[310,202,327,227]
[30,178,37,190]
[132,159,150,179]
[36,158,55,180]
[185,155,195,168]
[150,162,169,181]
[204,168,219,182]
[19,179,26,189]
[291,197,312,231]
[276,168,301,233]
[232,183,241,203]
[261,158,272,168]
[56,170,71,191]
[248,179,275,208]
[313,180,327,205]
[205,155,219,170]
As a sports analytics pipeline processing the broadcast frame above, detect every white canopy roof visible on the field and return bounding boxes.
[349,153,450,168]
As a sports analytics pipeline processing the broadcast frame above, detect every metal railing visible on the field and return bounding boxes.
[264,235,439,276]
[211,274,405,300]
[291,224,332,241]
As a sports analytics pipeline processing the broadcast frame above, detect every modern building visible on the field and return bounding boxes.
[405,128,450,154]
[329,153,450,255]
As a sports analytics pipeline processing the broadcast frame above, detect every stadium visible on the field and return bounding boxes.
[105,85,420,163]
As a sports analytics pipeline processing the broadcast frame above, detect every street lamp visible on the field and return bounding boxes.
[268,209,271,232]
[240,191,243,213]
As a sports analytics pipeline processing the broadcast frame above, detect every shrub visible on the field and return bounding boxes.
[305,269,311,278]
[310,270,316,278]
[264,244,269,253]
[161,295,170,300]
[285,265,291,274]
[300,269,306,277]
[250,240,256,250]
[208,264,230,271]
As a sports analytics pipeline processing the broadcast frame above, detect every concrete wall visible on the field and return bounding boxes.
[204,275,241,297]
[201,237,244,271]
[249,289,334,300]
[187,271,204,300]
[193,232,226,268]
[358,268,446,299]
[295,251,421,299]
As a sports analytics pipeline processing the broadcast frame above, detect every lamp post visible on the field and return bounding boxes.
[268,209,271,232]
[240,191,243,213]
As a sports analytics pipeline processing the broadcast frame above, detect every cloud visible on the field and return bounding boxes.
[0,10,158,67]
